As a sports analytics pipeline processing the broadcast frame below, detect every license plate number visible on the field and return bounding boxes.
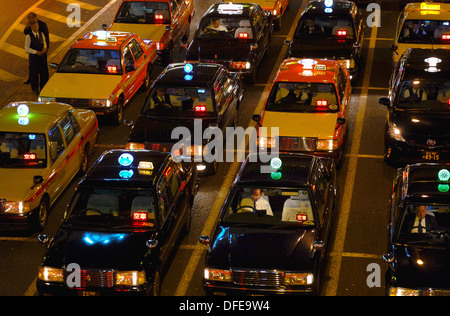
[78,291,99,296]
[422,151,439,160]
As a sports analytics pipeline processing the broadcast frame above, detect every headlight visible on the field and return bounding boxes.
[259,137,277,148]
[231,62,251,70]
[388,123,406,142]
[204,268,232,282]
[115,270,146,286]
[284,273,314,285]
[90,99,112,108]
[316,139,339,151]
[388,286,420,296]
[340,59,355,69]
[4,201,31,214]
[38,96,56,102]
[38,266,64,283]
[156,42,164,51]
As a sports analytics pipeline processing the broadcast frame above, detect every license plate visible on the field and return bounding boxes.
[78,291,100,296]
[422,151,440,160]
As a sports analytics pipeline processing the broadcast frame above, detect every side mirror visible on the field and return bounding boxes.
[379,97,390,107]
[252,114,262,127]
[250,44,258,51]
[38,234,49,245]
[146,239,158,249]
[284,40,292,46]
[311,241,325,258]
[391,44,398,51]
[101,23,108,31]
[50,63,58,69]
[33,175,44,185]
[165,25,172,32]
[353,42,360,49]
[199,235,210,246]
[123,120,134,128]
[337,117,346,125]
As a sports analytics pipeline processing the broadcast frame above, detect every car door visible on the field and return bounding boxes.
[252,7,269,65]
[121,43,137,102]
[127,38,147,96]
[46,123,67,204]
[58,112,82,184]
[169,0,182,44]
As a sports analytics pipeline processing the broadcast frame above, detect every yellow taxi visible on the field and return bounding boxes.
[0,102,98,231]
[224,0,289,30]
[108,0,194,65]
[39,31,158,124]
[252,58,351,166]
[392,2,450,64]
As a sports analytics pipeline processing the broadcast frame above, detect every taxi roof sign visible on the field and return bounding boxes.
[218,3,244,14]
[421,2,440,11]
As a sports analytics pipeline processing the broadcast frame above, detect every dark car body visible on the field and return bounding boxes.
[36,149,198,296]
[200,153,336,295]
[126,62,243,175]
[284,0,364,82]
[379,48,450,166]
[383,163,450,296]
[185,3,273,83]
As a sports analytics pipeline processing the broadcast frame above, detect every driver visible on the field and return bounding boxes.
[405,205,438,233]
[204,18,228,32]
[239,188,273,216]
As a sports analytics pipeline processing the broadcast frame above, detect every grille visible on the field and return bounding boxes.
[71,269,114,288]
[232,270,284,287]
[55,98,90,108]
[278,137,317,152]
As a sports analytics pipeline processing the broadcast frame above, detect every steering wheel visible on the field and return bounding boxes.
[79,208,102,216]
[410,225,431,233]
[235,205,256,213]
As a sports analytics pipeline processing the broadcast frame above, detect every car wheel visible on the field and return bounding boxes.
[36,197,49,232]
[143,64,153,91]
[114,97,124,125]
[79,145,89,176]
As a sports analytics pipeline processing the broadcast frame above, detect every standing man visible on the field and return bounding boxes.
[24,21,49,96]
[24,12,49,84]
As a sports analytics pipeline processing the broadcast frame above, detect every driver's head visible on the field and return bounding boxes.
[212,19,221,28]
[156,88,166,96]
[250,188,262,202]
[415,205,427,220]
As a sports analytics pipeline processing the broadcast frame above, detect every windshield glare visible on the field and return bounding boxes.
[223,187,316,226]
[266,82,339,113]
[68,188,156,228]
[399,19,450,44]
[397,80,450,110]
[58,48,122,75]
[196,17,253,40]
[294,15,355,40]
[143,87,215,117]
[114,1,171,24]
[399,204,450,242]
[0,132,47,168]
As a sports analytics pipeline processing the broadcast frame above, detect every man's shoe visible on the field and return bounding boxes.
[24,80,31,84]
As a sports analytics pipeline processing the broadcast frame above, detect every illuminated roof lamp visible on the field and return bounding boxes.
[324,0,333,7]
[119,169,134,179]
[425,57,442,73]
[93,30,108,40]
[271,172,282,180]
[118,153,134,167]
[184,74,193,81]
[17,104,29,117]
[270,157,282,170]
[184,63,193,73]
[438,184,449,193]
[299,59,318,70]
[420,2,440,11]
[138,161,154,170]
[438,168,450,182]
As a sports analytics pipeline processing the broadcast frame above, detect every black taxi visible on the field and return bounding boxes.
[199,153,336,295]
[185,2,273,83]
[36,149,198,296]
[126,62,244,175]
[379,48,450,166]
[383,163,450,296]
[284,0,365,83]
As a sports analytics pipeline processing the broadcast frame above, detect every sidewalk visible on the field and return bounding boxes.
[0,0,120,108]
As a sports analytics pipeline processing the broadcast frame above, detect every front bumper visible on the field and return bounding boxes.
[0,207,39,231]
[36,280,151,296]
[203,281,314,296]
[385,139,450,165]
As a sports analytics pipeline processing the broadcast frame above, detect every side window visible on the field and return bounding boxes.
[338,67,347,91]
[48,125,65,163]
[129,39,144,61]
[123,46,134,67]
[170,0,178,15]
[336,78,345,102]
[68,112,80,134]
[165,163,181,199]
[59,114,76,145]
[214,69,227,112]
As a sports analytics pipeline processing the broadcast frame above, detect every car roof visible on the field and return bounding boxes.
[72,31,134,50]
[274,58,340,84]
[203,3,258,18]
[404,163,450,204]
[403,2,450,20]
[153,62,225,88]
[0,101,72,133]
[80,149,171,188]
[235,153,317,187]
[302,0,358,16]
[401,48,450,80]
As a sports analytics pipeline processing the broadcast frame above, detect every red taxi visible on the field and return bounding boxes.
[39,31,158,124]
[252,58,351,166]
[108,0,194,65]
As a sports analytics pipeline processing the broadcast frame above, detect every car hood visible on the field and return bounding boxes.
[290,38,353,59]
[392,111,450,147]
[262,111,337,139]
[0,168,45,201]
[207,226,316,271]
[128,114,216,144]
[109,23,166,42]
[393,244,450,289]
[43,229,152,270]
[40,73,121,100]
[187,39,252,61]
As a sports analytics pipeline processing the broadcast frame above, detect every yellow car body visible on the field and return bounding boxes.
[0,102,98,231]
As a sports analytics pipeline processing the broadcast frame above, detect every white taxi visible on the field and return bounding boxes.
[0,102,98,231]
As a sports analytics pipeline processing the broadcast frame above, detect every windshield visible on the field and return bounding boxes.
[399,19,450,44]
[143,87,215,117]
[196,17,253,40]
[294,15,355,40]
[0,132,47,168]
[222,187,316,227]
[58,48,122,75]
[398,204,450,243]
[266,82,339,113]
[397,80,450,110]
[114,1,171,24]
[67,188,156,229]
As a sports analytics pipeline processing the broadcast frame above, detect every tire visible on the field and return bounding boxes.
[142,64,153,91]
[78,145,89,176]
[36,197,49,232]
